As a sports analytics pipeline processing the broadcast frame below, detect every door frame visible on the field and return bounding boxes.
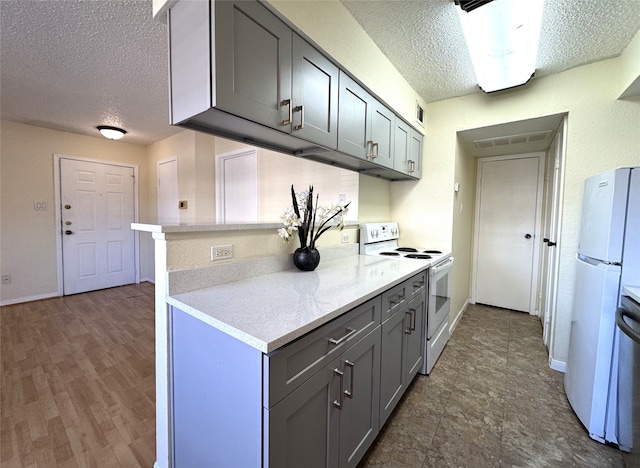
[215,147,258,223]
[471,152,545,314]
[53,153,140,296]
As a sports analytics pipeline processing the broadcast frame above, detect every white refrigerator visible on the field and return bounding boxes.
[565,167,640,445]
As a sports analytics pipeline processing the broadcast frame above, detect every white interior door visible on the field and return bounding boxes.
[473,154,544,313]
[215,149,258,223]
[157,158,179,224]
[60,158,136,295]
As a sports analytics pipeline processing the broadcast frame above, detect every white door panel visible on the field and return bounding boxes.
[474,154,543,313]
[61,158,135,295]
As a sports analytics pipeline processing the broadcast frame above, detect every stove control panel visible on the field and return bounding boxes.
[360,222,400,244]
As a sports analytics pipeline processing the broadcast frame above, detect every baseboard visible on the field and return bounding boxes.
[0,292,59,307]
[449,299,469,334]
[140,277,155,284]
[550,358,567,373]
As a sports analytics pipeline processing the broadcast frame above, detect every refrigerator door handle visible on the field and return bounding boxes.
[616,307,640,345]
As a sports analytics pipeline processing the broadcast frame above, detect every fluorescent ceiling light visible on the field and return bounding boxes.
[97,125,127,140]
[456,0,544,93]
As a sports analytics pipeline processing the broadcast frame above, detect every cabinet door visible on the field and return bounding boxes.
[393,119,411,176]
[292,33,339,149]
[404,296,425,381]
[393,120,423,178]
[215,0,292,132]
[339,327,381,468]
[337,72,371,159]
[369,101,395,169]
[267,358,341,468]
[379,309,407,426]
[409,129,423,179]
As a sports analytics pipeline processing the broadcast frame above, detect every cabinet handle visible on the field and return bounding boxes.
[389,295,405,306]
[408,160,415,173]
[372,142,379,159]
[409,308,416,331]
[344,360,354,400]
[282,99,292,125]
[333,368,344,409]
[294,105,304,130]
[329,327,356,345]
[404,311,412,334]
[366,140,374,159]
[413,279,425,290]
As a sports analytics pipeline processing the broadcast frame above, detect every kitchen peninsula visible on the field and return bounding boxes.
[134,222,429,467]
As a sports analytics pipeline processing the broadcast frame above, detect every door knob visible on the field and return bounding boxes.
[65,230,73,235]
[64,204,71,209]
[525,234,532,239]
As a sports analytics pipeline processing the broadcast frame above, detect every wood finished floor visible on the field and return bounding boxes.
[1,285,627,467]
[1,283,155,467]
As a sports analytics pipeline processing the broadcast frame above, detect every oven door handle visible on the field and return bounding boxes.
[430,256,454,274]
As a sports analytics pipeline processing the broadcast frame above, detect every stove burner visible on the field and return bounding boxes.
[423,250,442,254]
[396,247,418,252]
[405,254,432,259]
[380,252,400,256]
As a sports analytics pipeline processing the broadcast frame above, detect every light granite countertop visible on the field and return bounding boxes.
[166,254,429,354]
[624,286,640,303]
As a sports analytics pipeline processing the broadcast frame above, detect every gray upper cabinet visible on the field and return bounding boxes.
[215,0,292,132]
[394,119,423,179]
[291,34,339,149]
[338,72,395,169]
[168,0,422,180]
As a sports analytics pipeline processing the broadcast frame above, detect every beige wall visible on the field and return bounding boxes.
[397,59,640,365]
[0,120,149,304]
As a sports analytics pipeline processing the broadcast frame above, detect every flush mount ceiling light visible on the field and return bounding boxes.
[96,125,127,140]
[454,0,544,93]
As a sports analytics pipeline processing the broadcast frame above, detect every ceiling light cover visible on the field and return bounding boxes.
[456,0,544,92]
[97,125,127,140]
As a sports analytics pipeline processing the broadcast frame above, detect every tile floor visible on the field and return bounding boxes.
[361,303,626,467]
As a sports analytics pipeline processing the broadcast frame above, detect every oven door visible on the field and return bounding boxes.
[428,257,454,338]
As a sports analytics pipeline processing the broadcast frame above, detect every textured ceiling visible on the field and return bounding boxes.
[1,0,639,146]
[341,0,640,103]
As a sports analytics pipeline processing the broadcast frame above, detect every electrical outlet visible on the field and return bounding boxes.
[2,275,11,285]
[341,233,350,243]
[211,244,233,261]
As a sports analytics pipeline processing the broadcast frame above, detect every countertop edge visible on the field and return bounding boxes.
[623,286,640,303]
[166,255,428,354]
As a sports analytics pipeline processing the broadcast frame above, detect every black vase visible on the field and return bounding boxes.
[293,247,321,271]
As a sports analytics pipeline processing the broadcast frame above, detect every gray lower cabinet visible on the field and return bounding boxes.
[380,276,426,426]
[394,119,423,179]
[267,326,381,468]
[170,274,424,467]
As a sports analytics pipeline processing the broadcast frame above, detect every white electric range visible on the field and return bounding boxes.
[359,222,453,374]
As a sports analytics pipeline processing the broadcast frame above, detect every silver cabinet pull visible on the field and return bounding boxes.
[408,160,415,173]
[389,294,405,306]
[404,309,416,334]
[366,140,374,159]
[294,105,304,130]
[413,279,425,290]
[333,368,344,409]
[372,142,379,159]
[404,311,411,334]
[329,327,356,345]
[282,99,292,125]
[344,360,354,400]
